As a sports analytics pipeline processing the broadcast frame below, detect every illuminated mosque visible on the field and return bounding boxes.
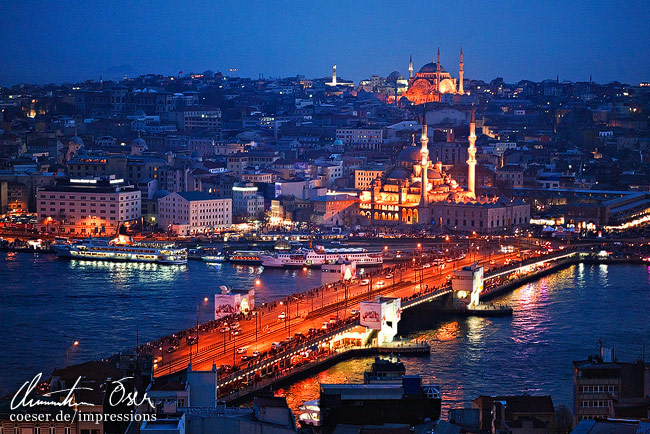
[403,47,465,105]
[359,109,530,233]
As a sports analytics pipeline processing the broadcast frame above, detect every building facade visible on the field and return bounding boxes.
[157,191,232,235]
[36,177,141,235]
[232,183,265,219]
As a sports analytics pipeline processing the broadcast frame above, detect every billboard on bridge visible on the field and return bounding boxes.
[214,293,238,319]
[214,289,255,319]
[360,301,383,330]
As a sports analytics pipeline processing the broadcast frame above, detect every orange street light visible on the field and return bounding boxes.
[302,267,308,272]
[203,297,209,303]
[255,279,261,286]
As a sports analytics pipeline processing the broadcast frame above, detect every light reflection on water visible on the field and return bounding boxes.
[283,264,650,416]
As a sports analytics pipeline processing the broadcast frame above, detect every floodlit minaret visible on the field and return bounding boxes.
[332,64,337,86]
[409,55,413,79]
[458,46,465,95]
[420,113,430,207]
[467,107,477,198]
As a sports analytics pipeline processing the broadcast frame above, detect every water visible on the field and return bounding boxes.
[0,251,325,395]
[2,255,649,412]
[279,263,650,414]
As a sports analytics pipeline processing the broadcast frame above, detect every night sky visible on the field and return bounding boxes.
[1,0,649,86]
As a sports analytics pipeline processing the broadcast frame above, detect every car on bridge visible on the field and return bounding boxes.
[361,279,370,285]
[236,347,247,354]
[278,312,286,320]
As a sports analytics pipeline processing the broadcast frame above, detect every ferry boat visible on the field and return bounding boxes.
[55,236,187,265]
[202,253,227,263]
[260,246,382,268]
[228,250,265,265]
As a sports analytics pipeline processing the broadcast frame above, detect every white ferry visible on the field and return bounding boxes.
[260,246,382,268]
[202,253,227,263]
[55,236,187,265]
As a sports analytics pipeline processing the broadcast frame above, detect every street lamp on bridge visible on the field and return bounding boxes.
[66,340,79,367]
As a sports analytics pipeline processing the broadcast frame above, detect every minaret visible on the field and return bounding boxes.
[467,107,477,199]
[408,55,413,79]
[420,110,430,207]
[436,46,441,87]
[332,65,337,86]
[458,46,465,95]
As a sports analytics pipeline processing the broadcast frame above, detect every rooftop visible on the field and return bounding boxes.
[176,191,225,201]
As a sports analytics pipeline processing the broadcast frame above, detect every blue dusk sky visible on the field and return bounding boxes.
[1,0,649,86]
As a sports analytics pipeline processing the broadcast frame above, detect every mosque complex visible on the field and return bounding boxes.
[358,49,530,233]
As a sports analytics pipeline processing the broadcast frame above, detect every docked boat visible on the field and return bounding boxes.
[260,246,383,268]
[297,399,320,428]
[202,253,227,263]
[55,236,187,265]
[228,250,265,265]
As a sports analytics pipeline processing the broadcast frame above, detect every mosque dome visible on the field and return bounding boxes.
[397,146,422,163]
[428,168,442,180]
[388,168,410,180]
[332,139,343,146]
[419,62,437,73]
[418,62,446,74]
[133,110,146,119]
[132,136,146,147]
[387,71,401,81]
[190,150,202,160]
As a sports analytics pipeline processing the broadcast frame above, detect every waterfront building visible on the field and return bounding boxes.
[157,191,232,235]
[311,193,359,227]
[36,177,141,235]
[573,346,650,424]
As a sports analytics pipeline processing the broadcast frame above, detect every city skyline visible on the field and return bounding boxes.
[1,0,650,86]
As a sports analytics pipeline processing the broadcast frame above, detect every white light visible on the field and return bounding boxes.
[70,179,97,184]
